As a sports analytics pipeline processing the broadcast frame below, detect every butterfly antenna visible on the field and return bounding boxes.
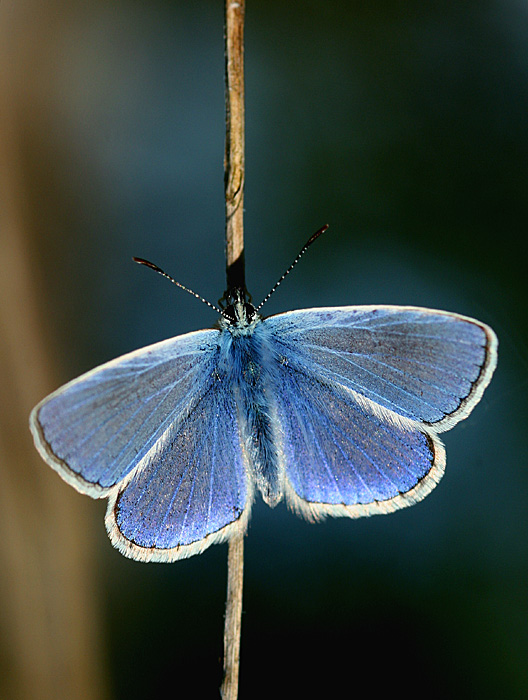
[133,257,223,314]
[256,224,329,312]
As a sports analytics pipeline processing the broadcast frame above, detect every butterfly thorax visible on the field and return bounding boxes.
[218,287,261,336]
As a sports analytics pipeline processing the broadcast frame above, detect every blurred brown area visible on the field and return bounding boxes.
[0,2,109,699]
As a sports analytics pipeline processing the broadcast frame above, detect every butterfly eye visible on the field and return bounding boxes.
[244,303,257,324]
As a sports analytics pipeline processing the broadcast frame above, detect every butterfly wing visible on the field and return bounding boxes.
[265,305,497,431]
[106,371,250,562]
[263,305,496,518]
[30,330,251,561]
[269,358,445,519]
[31,330,221,496]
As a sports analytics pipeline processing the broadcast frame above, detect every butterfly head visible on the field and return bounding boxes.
[218,287,260,334]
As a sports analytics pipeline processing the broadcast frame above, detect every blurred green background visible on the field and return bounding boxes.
[1,1,527,698]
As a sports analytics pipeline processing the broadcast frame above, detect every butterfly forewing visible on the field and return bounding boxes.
[30,329,221,495]
[265,306,497,431]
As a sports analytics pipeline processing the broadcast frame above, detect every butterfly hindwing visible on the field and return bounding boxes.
[106,371,251,562]
[265,305,497,431]
[268,354,445,519]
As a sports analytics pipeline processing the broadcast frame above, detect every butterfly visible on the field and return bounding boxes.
[30,227,498,562]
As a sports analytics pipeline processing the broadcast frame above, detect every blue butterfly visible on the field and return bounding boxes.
[30,228,498,562]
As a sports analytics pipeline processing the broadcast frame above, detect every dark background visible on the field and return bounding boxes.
[1,1,527,698]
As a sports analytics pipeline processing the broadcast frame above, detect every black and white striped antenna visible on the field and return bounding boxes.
[133,224,329,317]
[133,257,223,315]
[256,224,329,312]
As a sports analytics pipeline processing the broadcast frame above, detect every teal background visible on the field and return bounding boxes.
[7,1,527,698]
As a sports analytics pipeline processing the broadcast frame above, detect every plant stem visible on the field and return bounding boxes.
[221,2,245,700]
[224,0,246,290]
[220,534,244,700]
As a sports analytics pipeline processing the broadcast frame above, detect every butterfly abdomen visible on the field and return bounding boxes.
[222,329,283,506]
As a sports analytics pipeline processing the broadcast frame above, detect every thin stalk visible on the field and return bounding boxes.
[220,2,246,700]
[224,0,246,291]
